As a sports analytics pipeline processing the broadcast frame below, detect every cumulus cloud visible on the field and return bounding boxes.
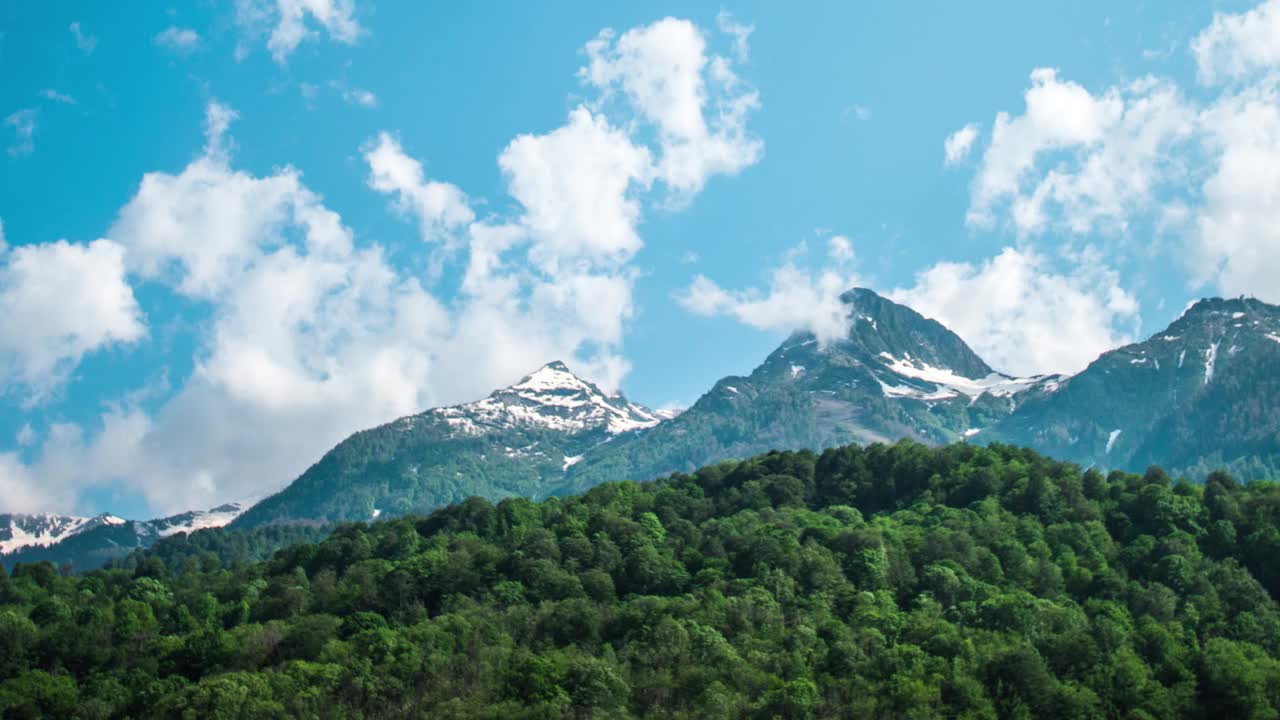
[499,108,653,267]
[0,239,146,399]
[965,71,1195,236]
[1190,78,1280,302]
[951,0,1280,303]
[677,236,861,343]
[889,247,1139,376]
[364,132,474,244]
[1193,0,1280,84]
[944,123,979,165]
[155,26,201,55]
[235,0,361,63]
[6,15,762,515]
[5,109,36,157]
[582,17,762,197]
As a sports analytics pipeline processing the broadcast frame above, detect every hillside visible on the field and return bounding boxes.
[4,441,1279,718]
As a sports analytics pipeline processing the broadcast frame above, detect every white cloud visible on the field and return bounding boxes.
[40,89,76,105]
[889,247,1139,376]
[498,107,653,267]
[155,26,201,54]
[1193,0,1280,84]
[716,10,754,63]
[339,85,377,107]
[957,69,1196,235]
[0,239,146,398]
[69,22,96,54]
[952,1,1280,302]
[966,68,1128,230]
[5,109,35,157]
[364,132,474,244]
[1190,78,1280,302]
[235,0,361,64]
[676,238,860,343]
[944,122,979,166]
[582,17,762,197]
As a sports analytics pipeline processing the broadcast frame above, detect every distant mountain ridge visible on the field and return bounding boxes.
[0,503,244,571]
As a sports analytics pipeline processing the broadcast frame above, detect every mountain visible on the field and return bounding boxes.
[232,362,665,527]
[557,288,1061,495]
[985,296,1280,480]
[0,502,244,572]
[27,289,1280,550]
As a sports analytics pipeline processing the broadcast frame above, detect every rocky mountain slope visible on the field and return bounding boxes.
[984,296,1280,480]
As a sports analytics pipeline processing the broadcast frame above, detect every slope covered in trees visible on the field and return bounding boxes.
[2,441,1279,718]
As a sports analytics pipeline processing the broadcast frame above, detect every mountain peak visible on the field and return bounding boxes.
[420,361,665,437]
[508,361,588,393]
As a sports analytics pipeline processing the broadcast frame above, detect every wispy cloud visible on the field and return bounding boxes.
[41,89,76,105]
[155,26,201,55]
[5,109,36,156]
[69,21,96,54]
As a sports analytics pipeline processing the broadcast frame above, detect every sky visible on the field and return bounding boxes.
[1,0,1278,519]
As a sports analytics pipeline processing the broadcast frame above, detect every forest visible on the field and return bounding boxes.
[2,440,1279,718]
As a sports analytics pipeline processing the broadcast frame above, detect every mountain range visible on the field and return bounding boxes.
[0,503,244,571]
[7,288,1280,570]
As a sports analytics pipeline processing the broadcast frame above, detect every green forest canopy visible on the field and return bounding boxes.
[2,440,1280,718]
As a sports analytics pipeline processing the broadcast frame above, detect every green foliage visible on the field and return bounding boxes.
[4,440,1280,718]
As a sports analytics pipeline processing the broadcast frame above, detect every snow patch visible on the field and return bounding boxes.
[1106,429,1122,454]
[371,508,382,519]
[963,428,982,437]
[789,364,805,379]
[1204,342,1219,384]
[877,354,1058,400]
[562,455,582,471]
[1268,333,1280,345]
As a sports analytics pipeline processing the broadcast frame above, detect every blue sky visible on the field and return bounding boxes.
[1,0,1277,518]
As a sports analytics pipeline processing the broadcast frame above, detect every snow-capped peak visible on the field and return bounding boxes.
[425,361,667,437]
[149,502,247,538]
[0,512,123,555]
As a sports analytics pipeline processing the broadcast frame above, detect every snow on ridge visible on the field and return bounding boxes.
[876,353,1058,401]
[0,514,92,554]
[154,503,246,538]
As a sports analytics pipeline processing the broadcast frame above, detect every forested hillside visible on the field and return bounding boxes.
[2,441,1279,718]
